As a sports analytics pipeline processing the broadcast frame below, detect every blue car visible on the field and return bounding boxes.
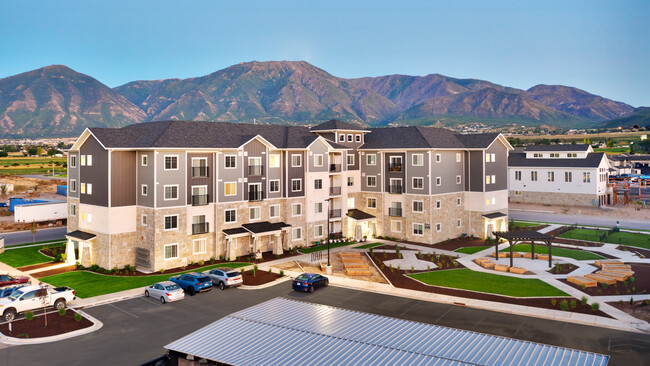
[169,272,212,296]
[292,273,329,293]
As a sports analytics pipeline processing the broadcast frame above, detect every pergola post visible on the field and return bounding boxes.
[531,241,535,260]
[547,239,552,267]
[509,241,514,268]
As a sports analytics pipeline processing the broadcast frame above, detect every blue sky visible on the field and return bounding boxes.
[1,0,648,106]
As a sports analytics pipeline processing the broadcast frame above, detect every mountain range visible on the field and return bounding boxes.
[0,61,638,137]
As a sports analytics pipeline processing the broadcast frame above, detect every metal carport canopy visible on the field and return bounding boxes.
[165,297,608,366]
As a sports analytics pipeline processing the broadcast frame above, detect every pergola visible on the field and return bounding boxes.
[492,230,553,268]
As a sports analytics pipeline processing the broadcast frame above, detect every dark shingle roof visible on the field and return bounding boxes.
[346,209,375,220]
[310,119,367,131]
[66,230,97,240]
[524,144,590,152]
[509,152,606,168]
[360,127,498,150]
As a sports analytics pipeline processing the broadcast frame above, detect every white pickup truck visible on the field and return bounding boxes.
[0,285,76,321]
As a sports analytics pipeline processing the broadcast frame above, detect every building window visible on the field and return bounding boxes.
[314,154,323,167]
[141,184,147,196]
[164,185,178,200]
[531,171,538,181]
[86,213,92,223]
[565,172,572,182]
[456,175,461,184]
[249,207,260,220]
[413,223,424,236]
[389,156,402,171]
[164,244,178,260]
[436,200,441,209]
[87,155,93,166]
[457,219,462,228]
[225,182,237,196]
[486,154,491,162]
[81,155,86,166]
[70,179,77,192]
[164,155,178,170]
[291,154,302,167]
[225,209,236,223]
[223,155,237,169]
[291,179,302,192]
[583,172,591,183]
[347,177,354,186]
[413,200,423,212]
[70,155,76,168]
[314,202,323,214]
[164,215,178,230]
[193,239,207,254]
[141,214,147,226]
[456,153,461,163]
[412,154,423,166]
[141,155,148,166]
[347,134,353,142]
[491,175,496,184]
[269,180,280,193]
[436,223,441,232]
[435,154,441,163]
[355,135,361,142]
[391,220,401,232]
[548,171,555,182]
[367,154,376,165]
[80,183,86,194]
[486,175,491,184]
[314,179,322,190]
[367,198,377,208]
[86,183,93,195]
[314,225,324,238]
[367,176,376,187]
[457,197,462,206]
[269,154,280,168]
[339,134,345,142]
[436,177,441,186]
[292,227,302,241]
[550,153,559,158]
[347,154,355,166]
[292,203,302,216]
[412,177,424,189]
[515,171,521,181]
[270,205,280,218]
[515,191,522,196]
[70,204,76,216]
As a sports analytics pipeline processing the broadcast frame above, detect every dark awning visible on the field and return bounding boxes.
[346,209,375,221]
[243,221,288,234]
[223,227,249,236]
[482,212,508,220]
[66,230,96,241]
[492,230,552,241]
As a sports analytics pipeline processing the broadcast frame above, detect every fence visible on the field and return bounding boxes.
[311,251,322,262]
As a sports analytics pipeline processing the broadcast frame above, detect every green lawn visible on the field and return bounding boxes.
[511,221,542,228]
[41,262,251,298]
[298,242,355,253]
[500,244,604,260]
[355,242,384,249]
[408,269,568,297]
[454,246,491,254]
[0,243,64,268]
[560,228,650,250]
[6,239,66,249]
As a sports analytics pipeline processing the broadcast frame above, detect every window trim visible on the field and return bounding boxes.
[81,155,86,166]
[412,200,423,213]
[141,184,148,196]
[268,179,280,193]
[456,175,461,184]
[314,202,323,214]
[412,177,424,190]
[269,205,280,218]
[164,215,179,231]
[347,134,353,142]
[313,154,323,167]
[70,155,77,168]
[367,175,377,187]
[164,243,179,260]
[141,155,148,167]
[249,206,261,221]
[86,155,93,166]
[86,183,93,195]
[367,197,377,209]
[80,182,86,194]
[292,203,302,217]
[224,209,237,223]
[314,179,323,190]
[339,134,345,142]
[314,224,324,238]
[193,238,207,255]
[163,184,179,200]
[347,154,355,166]
[224,182,237,196]
[456,153,461,163]
[269,154,281,168]
[141,214,147,226]
[456,197,462,206]
[70,179,77,192]
[366,154,377,166]
[291,178,302,192]
[391,220,402,233]
[413,223,424,236]
[291,154,302,168]
[355,134,361,142]
[435,200,441,210]
[436,223,442,232]
[412,154,424,166]
[224,155,237,169]
[436,177,442,186]
[163,155,179,171]
[457,219,462,228]
[292,227,303,241]
[435,153,441,163]
[70,203,76,217]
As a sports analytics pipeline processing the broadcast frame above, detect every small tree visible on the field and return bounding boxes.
[38,282,49,327]
[0,184,6,196]
[30,222,38,243]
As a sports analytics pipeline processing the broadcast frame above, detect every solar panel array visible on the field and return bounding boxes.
[165,297,609,366]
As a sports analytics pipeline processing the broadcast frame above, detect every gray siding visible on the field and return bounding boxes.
[187,153,213,204]
[218,151,243,202]
[137,151,155,208]
[485,140,508,191]
[288,151,305,198]
[111,151,136,207]
[466,151,484,192]
[267,151,282,199]
[384,153,405,193]
[360,151,381,192]
[308,140,329,173]
[430,151,464,195]
[244,140,266,201]
[406,152,429,195]
[156,150,186,207]
[79,135,108,207]
[345,150,359,171]
[67,152,80,199]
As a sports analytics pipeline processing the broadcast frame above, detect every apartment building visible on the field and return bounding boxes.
[65,120,511,271]
[508,144,611,207]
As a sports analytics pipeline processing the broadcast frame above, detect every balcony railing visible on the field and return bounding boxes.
[192,222,209,235]
[388,208,402,217]
[248,165,263,176]
[329,209,341,218]
[191,166,209,178]
[329,186,341,195]
[329,164,341,173]
[389,163,402,172]
[248,190,264,201]
[389,184,402,194]
[191,194,209,206]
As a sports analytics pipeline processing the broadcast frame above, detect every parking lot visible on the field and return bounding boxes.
[0,282,648,365]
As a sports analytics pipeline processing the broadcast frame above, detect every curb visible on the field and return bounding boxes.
[239,276,292,290]
[0,308,103,345]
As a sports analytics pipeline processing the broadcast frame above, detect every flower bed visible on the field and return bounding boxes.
[546,263,578,275]
[560,263,650,297]
[0,310,92,339]
[241,268,284,286]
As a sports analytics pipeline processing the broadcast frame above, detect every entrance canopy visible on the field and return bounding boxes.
[65,230,96,241]
[223,221,290,237]
[492,230,553,268]
[346,209,375,221]
[482,212,508,220]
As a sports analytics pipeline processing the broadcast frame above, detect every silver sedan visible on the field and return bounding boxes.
[145,281,185,304]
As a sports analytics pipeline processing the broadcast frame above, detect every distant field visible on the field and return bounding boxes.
[593,147,630,154]
[0,156,66,175]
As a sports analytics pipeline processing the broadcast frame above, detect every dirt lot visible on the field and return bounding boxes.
[273,252,389,284]
[0,175,67,231]
[511,202,650,221]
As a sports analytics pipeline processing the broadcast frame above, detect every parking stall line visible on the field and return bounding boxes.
[107,303,139,319]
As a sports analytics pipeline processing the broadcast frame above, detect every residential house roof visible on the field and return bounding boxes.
[524,144,590,152]
[508,152,606,168]
[310,119,367,131]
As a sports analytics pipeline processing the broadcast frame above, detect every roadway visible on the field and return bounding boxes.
[0,227,67,246]
[0,283,647,365]
[510,210,650,231]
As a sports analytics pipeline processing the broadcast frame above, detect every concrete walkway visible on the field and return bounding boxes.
[538,224,562,234]
[383,251,438,271]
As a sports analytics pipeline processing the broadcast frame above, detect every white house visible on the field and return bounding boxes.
[508,144,611,207]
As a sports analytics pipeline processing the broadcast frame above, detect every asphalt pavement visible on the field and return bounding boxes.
[510,210,650,230]
[0,283,647,365]
[0,227,67,246]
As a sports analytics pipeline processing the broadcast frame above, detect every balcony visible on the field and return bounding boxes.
[388,208,402,217]
[248,190,264,202]
[389,163,402,172]
[328,209,341,218]
[192,222,209,235]
[191,166,209,178]
[191,194,209,206]
[329,186,341,196]
[389,184,403,194]
[329,164,341,173]
[248,165,263,176]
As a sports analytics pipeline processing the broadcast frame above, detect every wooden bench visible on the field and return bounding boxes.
[599,269,634,279]
[509,266,526,274]
[476,260,495,269]
[522,253,537,259]
[339,253,362,259]
[567,276,597,288]
[494,264,510,272]
[511,252,523,258]
[346,268,372,276]
[595,259,623,268]
[341,258,365,264]
[496,252,509,258]
[584,273,617,285]
[537,254,549,261]
[602,265,632,272]
[343,263,368,269]
[595,271,627,281]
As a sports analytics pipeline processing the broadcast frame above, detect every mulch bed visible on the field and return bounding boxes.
[509,224,548,231]
[546,263,578,275]
[0,310,92,338]
[607,300,650,324]
[409,237,490,251]
[617,245,650,259]
[552,237,605,248]
[369,255,612,318]
[372,245,413,251]
[560,263,650,297]
[40,245,65,258]
[241,270,283,286]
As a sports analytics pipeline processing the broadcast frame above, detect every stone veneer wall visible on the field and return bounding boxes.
[509,191,597,207]
[67,198,80,231]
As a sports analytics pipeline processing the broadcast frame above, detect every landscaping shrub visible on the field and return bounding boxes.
[559,300,569,311]
[89,264,99,272]
[279,270,284,277]
[74,313,82,322]
[569,300,577,309]
[159,268,165,274]
[630,297,634,305]
[58,308,67,316]
[630,276,636,283]
[601,283,608,290]
[198,260,204,266]
[591,302,600,311]
[25,311,34,321]
[581,296,588,305]
[268,268,272,274]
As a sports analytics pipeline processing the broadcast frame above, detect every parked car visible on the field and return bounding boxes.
[169,273,212,296]
[292,273,329,293]
[0,285,76,321]
[203,268,243,290]
[145,281,184,304]
[0,272,30,288]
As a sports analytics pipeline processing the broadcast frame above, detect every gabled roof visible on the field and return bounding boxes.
[360,126,500,150]
[310,119,367,132]
[509,152,607,168]
[524,144,590,152]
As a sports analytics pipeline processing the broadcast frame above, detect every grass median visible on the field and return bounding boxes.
[560,228,650,250]
[500,244,604,260]
[40,262,251,298]
[408,269,568,297]
[454,246,491,254]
